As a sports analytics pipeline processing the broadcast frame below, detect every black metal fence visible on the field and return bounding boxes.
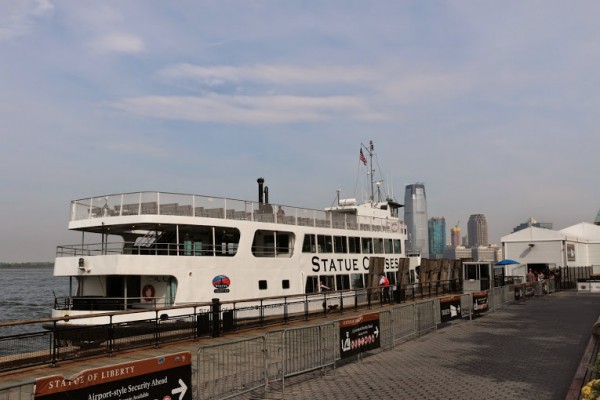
[0,278,495,374]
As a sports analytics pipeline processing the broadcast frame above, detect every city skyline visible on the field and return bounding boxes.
[2,2,600,262]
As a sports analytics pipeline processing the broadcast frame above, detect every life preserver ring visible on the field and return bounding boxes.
[390,222,399,232]
[142,284,155,302]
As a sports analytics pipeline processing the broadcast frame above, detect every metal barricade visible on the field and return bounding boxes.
[460,293,474,320]
[391,303,417,343]
[378,310,393,350]
[0,381,34,400]
[279,323,336,392]
[197,336,267,400]
[415,300,436,335]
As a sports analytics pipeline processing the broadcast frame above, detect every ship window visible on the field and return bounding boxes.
[386,272,396,285]
[394,240,401,254]
[276,233,291,255]
[320,275,335,292]
[259,280,268,290]
[305,275,318,293]
[282,280,290,289]
[348,237,361,254]
[336,274,350,290]
[334,236,347,253]
[215,228,240,257]
[317,235,333,253]
[351,273,364,289]
[302,234,316,253]
[252,230,295,258]
[176,225,240,257]
[385,239,393,254]
[374,238,383,254]
[361,238,372,254]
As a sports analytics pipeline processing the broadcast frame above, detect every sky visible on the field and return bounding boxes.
[1,0,599,263]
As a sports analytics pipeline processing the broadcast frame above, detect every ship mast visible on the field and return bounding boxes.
[361,140,376,203]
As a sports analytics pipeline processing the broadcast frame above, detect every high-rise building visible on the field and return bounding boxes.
[404,183,429,257]
[428,217,446,259]
[467,214,488,247]
[451,226,461,247]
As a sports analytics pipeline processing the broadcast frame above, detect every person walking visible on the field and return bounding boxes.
[379,273,390,303]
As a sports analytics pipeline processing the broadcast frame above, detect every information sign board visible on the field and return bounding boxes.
[339,313,380,359]
[440,295,462,322]
[34,351,191,400]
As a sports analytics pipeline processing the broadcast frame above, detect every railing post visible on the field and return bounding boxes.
[304,294,309,320]
[259,299,265,326]
[211,298,221,338]
[193,306,198,340]
[154,310,160,347]
[51,321,58,368]
[108,315,114,356]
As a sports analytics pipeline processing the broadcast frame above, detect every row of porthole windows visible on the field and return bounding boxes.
[254,272,398,294]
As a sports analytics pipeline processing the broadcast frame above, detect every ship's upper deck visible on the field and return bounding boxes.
[69,191,407,234]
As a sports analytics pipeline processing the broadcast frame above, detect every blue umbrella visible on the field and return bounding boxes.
[495,259,520,266]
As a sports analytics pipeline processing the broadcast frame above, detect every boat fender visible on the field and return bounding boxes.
[142,284,155,301]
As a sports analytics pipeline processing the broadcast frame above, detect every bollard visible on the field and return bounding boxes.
[212,298,221,338]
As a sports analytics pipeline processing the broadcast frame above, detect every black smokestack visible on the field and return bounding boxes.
[257,177,264,204]
[264,186,269,204]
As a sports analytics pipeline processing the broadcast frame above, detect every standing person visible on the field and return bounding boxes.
[379,273,390,303]
[277,206,285,223]
[526,269,535,283]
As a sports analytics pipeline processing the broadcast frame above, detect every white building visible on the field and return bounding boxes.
[501,222,600,272]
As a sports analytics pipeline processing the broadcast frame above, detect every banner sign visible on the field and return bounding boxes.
[34,352,191,400]
[339,313,380,359]
[440,295,462,322]
[472,291,489,314]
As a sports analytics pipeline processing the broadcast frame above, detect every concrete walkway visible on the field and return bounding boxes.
[278,291,600,400]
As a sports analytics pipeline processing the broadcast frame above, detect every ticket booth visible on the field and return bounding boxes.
[462,261,493,293]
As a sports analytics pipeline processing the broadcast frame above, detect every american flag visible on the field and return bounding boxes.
[359,148,367,166]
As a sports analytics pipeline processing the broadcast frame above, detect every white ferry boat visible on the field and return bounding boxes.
[51,142,408,326]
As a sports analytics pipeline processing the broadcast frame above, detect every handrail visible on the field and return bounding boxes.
[69,191,406,234]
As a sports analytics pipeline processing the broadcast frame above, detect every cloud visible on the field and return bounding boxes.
[112,93,372,124]
[90,32,145,54]
[160,64,377,87]
[0,0,54,41]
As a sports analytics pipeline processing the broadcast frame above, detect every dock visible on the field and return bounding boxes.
[1,290,599,399]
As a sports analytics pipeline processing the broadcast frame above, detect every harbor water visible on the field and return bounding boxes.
[0,266,69,335]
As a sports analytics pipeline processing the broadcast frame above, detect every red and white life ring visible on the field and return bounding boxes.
[390,222,399,232]
[142,284,155,302]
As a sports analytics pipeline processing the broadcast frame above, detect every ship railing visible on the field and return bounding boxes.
[53,296,176,311]
[56,241,236,257]
[69,191,405,234]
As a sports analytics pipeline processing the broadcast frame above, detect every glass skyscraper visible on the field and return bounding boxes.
[428,217,446,259]
[404,183,429,257]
